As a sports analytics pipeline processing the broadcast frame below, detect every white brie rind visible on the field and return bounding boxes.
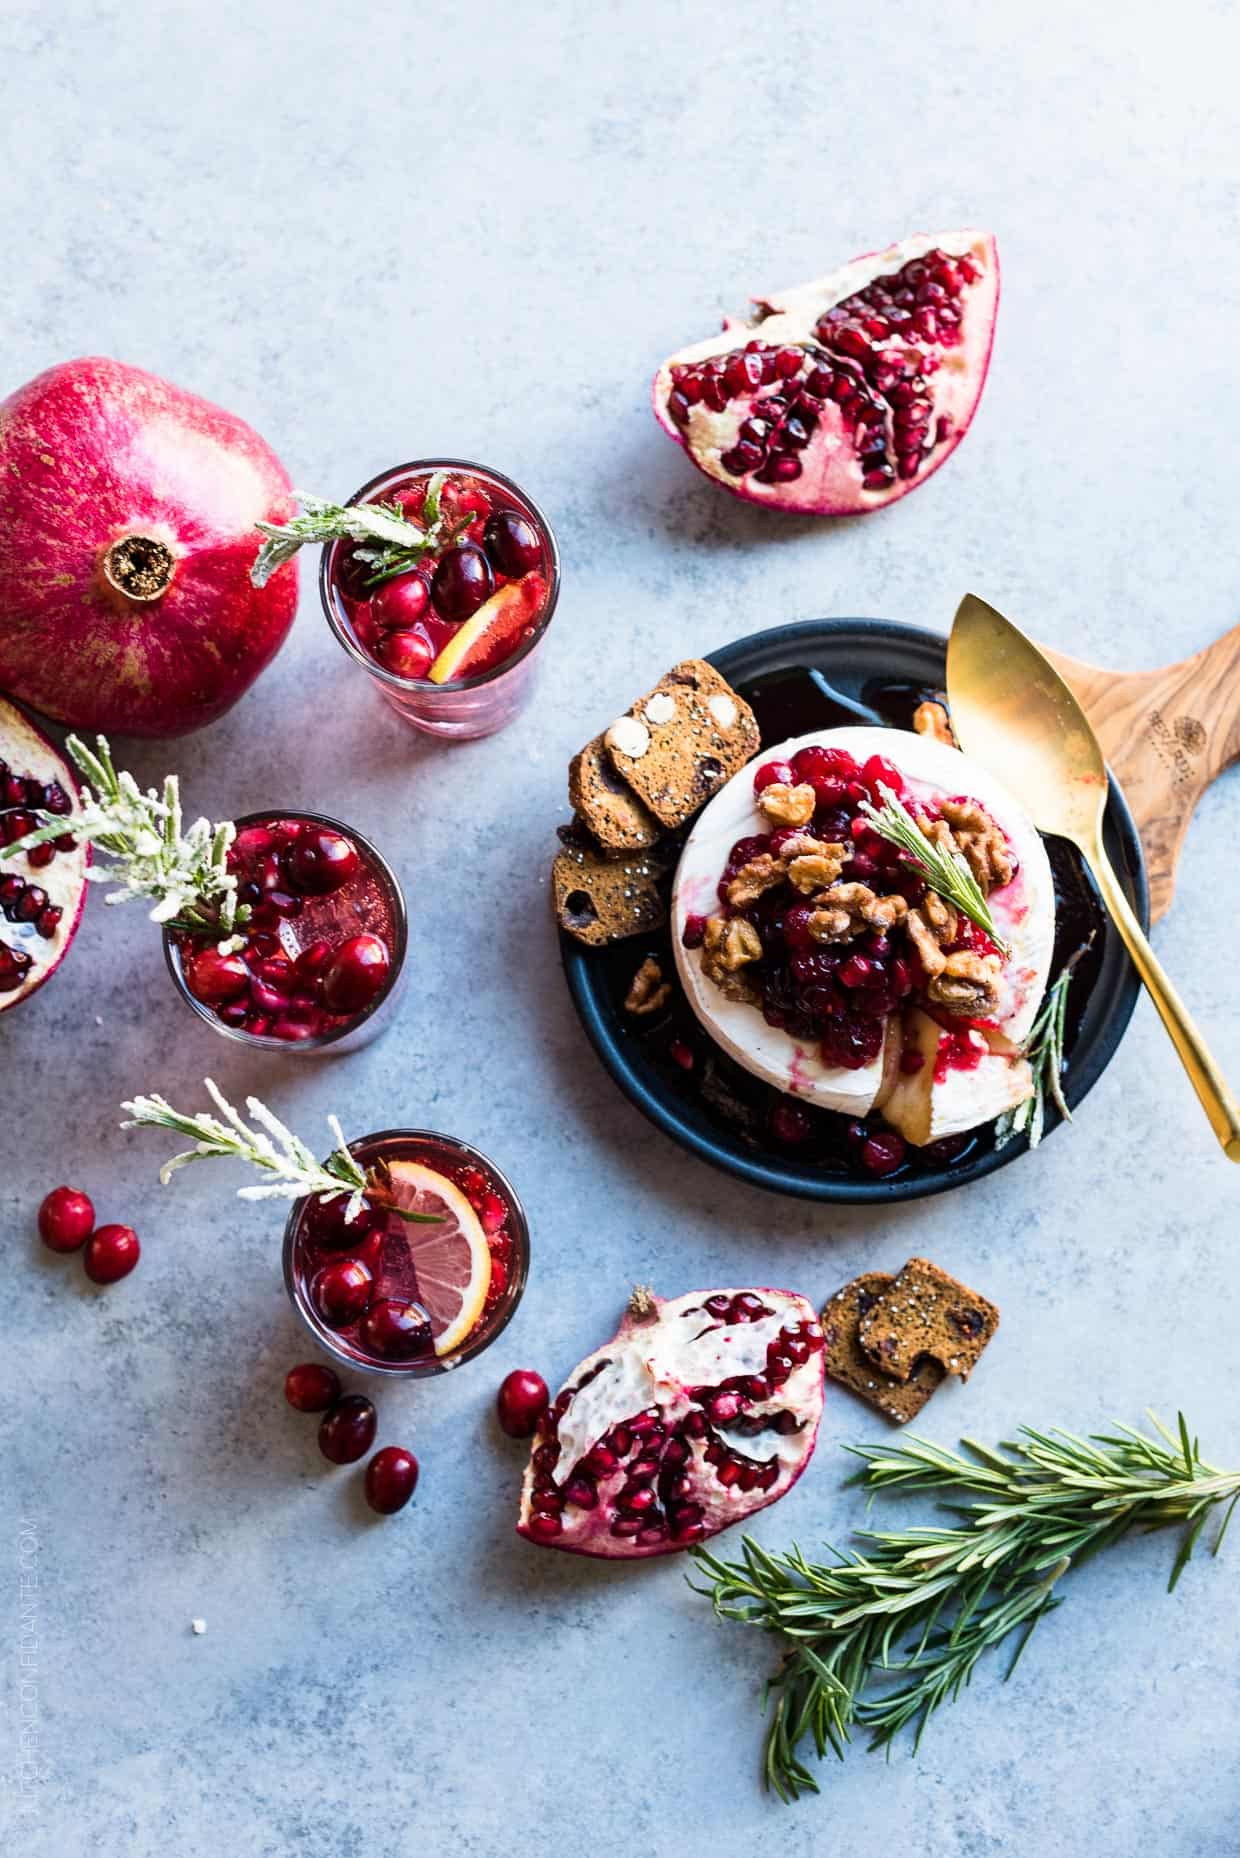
[671,725,1056,1142]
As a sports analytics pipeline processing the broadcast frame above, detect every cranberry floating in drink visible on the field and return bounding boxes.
[164,810,405,1054]
[284,1131,529,1377]
[251,462,560,740]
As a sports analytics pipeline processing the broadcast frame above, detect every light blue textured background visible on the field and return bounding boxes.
[2,3,1238,1854]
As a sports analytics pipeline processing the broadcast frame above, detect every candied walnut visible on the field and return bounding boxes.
[624,956,671,1017]
[928,951,1003,1017]
[912,699,956,746]
[725,853,785,908]
[757,781,816,827]
[787,842,848,894]
[906,889,959,976]
[939,799,1014,891]
[701,915,763,1001]
[808,882,908,943]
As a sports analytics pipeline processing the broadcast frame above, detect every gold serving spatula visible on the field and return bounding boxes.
[947,593,1240,1161]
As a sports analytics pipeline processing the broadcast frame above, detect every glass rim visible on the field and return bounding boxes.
[162,808,408,1053]
[318,456,561,694]
[281,1129,531,1377]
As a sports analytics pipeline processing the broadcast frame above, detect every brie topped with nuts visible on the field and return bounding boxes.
[671,726,1056,1141]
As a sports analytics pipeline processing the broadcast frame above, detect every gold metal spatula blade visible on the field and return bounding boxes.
[946,593,1240,1162]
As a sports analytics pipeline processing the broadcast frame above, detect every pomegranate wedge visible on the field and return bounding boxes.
[518,1286,825,1559]
[0,696,88,1011]
[653,229,999,514]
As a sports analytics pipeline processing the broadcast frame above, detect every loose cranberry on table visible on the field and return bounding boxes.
[318,1394,378,1465]
[284,1362,342,1413]
[364,1445,419,1515]
[37,1185,95,1252]
[83,1223,141,1284]
[496,1369,550,1439]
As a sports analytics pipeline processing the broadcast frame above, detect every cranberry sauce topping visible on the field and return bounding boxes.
[602,666,1110,1185]
[174,816,396,1044]
[704,743,964,1071]
[331,470,551,685]
[291,1136,519,1370]
[667,245,983,491]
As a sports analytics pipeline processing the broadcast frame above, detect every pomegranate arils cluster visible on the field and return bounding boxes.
[0,753,74,987]
[517,1287,825,1559]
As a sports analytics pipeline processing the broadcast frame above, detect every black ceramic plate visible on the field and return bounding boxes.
[561,620,1148,1202]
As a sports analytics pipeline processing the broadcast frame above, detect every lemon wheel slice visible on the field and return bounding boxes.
[384,1160,491,1356]
[427,578,542,684]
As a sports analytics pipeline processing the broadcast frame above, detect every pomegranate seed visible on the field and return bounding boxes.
[704,1293,732,1317]
[286,829,361,897]
[83,1223,140,1284]
[284,1362,341,1412]
[562,1473,598,1509]
[496,1369,550,1438]
[731,1292,769,1322]
[709,1391,742,1425]
[322,935,391,1015]
[774,346,803,378]
[667,390,691,427]
[526,1510,563,1539]
[13,886,47,923]
[668,1039,694,1071]
[724,351,762,394]
[294,939,334,982]
[358,1297,433,1362]
[364,1445,419,1515]
[318,1394,377,1465]
[716,1459,742,1488]
[37,1186,95,1253]
[611,1516,644,1537]
[311,1256,374,1328]
[25,842,54,869]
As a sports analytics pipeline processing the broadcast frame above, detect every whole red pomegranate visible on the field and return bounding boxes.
[517,1286,825,1560]
[0,359,297,737]
[653,229,998,515]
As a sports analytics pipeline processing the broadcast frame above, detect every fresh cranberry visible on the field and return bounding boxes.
[482,510,541,578]
[285,828,361,896]
[861,753,907,803]
[377,629,435,679]
[293,939,334,983]
[364,1445,419,1514]
[681,914,708,948]
[770,1101,813,1145]
[284,1362,341,1412]
[318,1394,377,1465]
[860,1131,907,1177]
[752,759,797,795]
[372,571,431,631]
[431,543,494,622]
[304,1191,380,1250]
[791,743,860,795]
[496,1369,550,1438]
[37,1186,95,1253]
[322,935,391,1015]
[311,1256,374,1328]
[184,946,250,1006]
[83,1223,140,1284]
[358,1298,433,1362]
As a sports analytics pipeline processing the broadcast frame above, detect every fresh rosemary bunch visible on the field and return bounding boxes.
[251,475,472,589]
[122,1079,441,1224]
[995,951,1083,1150]
[1,735,244,938]
[859,784,1007,953]
[691,1415,1240,1803]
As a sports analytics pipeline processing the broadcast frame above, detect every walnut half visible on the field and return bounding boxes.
[701,915,763,1002]
[808,883,908,944]
[927,951,1003,1017]
[756,781,817,827]
[624,957,671,1017]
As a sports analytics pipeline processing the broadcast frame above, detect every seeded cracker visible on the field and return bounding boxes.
[568,735,663,854]
[552,836,668,947]
[821,1272,944,1424]
[857,1256,999,1384]
[603,660,759,830]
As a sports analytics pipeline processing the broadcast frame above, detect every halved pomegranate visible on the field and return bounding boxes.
[653,229,998,514]
[0,696,88,1012]
[517,1286,825,1559]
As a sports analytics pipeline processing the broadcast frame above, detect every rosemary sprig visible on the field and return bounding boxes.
[859,784,1008,954]
[691,1414,1240,1802]
[251,477,472,589]
[995,951,1084,1150]
[121,1080,443,1223]
[1,735,245,939]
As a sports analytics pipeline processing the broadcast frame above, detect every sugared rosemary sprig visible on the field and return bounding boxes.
[859,784,1007,954]
[691,1415,1240,1803]
[1,735,245,939]
[251,477,472,589]
[995,951,1084,1149]
[121,1080,442,1224]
